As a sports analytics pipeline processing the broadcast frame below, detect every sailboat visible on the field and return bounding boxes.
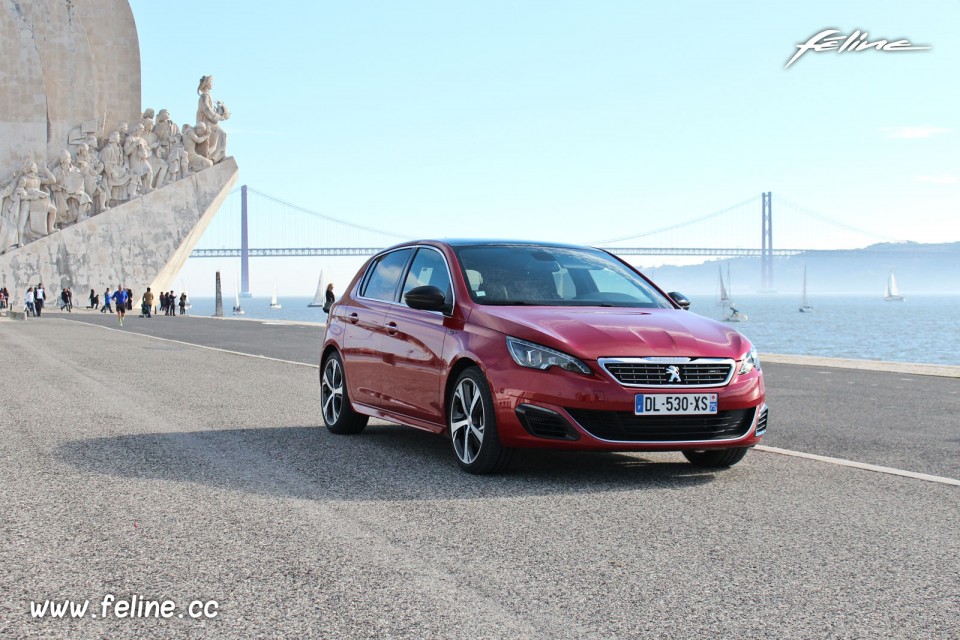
[884,270,905,302]
[232,281,244,315]
[799,265,813,313]
[308,271,325,307]
[719,265,747,322]
[180,279,191,310]
[270,282,282,309]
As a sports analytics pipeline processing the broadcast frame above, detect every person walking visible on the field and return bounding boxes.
[89,288,98,310]
[169,290,176,316]
[25,286,35,316]
[101,287,113,314]
[34,283,45,317]
[141,287,154,318]
[179,292,187,316]
[113,285,129,326]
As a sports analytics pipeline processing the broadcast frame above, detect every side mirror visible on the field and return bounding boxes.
[404,285,448,311]
[668,292,691,310]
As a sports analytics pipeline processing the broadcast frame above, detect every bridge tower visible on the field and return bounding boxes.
[761,192,773,291]
[240,185,251,297]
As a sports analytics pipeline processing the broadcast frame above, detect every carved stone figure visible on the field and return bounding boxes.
[165,133,190,183]
[100,131,133,203]
[49,150,92,226]
[76,143,109,215]
[12,160,57,246]
[124,123,153,196]
[154,108,179,159]
[0,177,20,253]
[142,118,168,188]
[183,123,213,173]
[196,75,230,163]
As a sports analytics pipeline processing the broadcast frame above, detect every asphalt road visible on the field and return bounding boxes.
[1,312,957,639]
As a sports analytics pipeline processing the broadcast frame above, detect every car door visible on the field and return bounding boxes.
[378,247,453,427]
[340,247,414,410]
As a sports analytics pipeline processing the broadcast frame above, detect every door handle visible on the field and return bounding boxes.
[385,321,398,335]
[348,312,359,325]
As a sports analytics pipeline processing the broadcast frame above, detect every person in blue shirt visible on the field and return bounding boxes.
[112,285,129,326]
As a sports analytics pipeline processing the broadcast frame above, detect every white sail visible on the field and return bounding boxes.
[233,280,244,314]
[270,281,282,309]
[884,270,904,301]
[718,266,729,306]
[309,271,325,307]
[799,265,813,312]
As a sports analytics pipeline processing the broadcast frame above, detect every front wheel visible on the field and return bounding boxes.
[448,367,513,474]
[682,447,749,468]
[320,352,368,434]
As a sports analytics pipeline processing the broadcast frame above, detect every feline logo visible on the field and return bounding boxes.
[786,29,930,69]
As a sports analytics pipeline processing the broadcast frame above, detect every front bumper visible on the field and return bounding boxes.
[488,362,766,451]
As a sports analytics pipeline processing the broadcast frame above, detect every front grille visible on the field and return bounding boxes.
[599,358,735,388]
[567,408,755,442]
[516,405,579,440]
[755,407,768,436]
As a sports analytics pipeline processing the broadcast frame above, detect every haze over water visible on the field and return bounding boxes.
[184,294,960,366]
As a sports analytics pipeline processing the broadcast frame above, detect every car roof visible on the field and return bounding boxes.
[392,238,595,250]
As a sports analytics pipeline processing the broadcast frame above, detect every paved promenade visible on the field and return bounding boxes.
[1,311,957,639]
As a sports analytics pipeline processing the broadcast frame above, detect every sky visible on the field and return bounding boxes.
[130,1,959,296]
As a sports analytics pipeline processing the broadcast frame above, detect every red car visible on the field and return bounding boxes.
[320,240,767,474]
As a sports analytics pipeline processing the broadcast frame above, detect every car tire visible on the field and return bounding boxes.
[682,447,749,468]
[448,367,513,474]
[320,352,368,435]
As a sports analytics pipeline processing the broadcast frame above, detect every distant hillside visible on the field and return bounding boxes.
[639,241,960,296]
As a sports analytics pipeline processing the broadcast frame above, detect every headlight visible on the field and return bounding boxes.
[506,337,591,375]
[739,346,761,374]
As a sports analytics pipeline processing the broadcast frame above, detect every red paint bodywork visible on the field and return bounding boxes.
[321,241,766,452]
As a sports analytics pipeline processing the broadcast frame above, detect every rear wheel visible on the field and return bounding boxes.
[682,447,749,468]
[448,367,513,474]
[320,352,368,434]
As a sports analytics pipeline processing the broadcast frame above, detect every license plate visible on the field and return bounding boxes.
[635,393,718,415]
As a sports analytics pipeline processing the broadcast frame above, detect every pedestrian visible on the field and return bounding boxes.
[113,285,129,326]
[89,288,98,310]
[125,288,133,311]
[0,287,7,310]
[141,287,154,318]
[101,287,113,314]
[34,282,45,317]
[59,288,71,311]
[179,292,187,315]
[25,286,35,316]
[169,291,176,316]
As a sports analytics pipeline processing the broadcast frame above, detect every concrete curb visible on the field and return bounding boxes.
[760,352,960,379]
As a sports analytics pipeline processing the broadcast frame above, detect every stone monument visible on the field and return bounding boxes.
[0,0,238,305]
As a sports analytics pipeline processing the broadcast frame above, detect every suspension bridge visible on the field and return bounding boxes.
[191,186,905,296]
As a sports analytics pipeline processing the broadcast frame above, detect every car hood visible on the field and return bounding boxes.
[471,307,748,359]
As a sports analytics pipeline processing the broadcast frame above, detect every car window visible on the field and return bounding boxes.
[361,248,413,302]
[402,248,453,307]
[455,245,673,308]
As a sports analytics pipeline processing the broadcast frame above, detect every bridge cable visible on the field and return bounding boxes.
[591,196,757,245]
[775,196,902,243]
[246,188,412,242]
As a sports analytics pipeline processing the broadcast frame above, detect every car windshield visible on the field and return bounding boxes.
[454,244,674,308]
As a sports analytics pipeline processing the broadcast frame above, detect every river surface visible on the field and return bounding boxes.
[182,293,960,366]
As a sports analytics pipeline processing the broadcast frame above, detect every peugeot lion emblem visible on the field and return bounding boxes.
[666,365,682,383]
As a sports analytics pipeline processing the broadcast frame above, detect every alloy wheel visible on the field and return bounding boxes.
[321,357,344,426]
[450,378,484,464]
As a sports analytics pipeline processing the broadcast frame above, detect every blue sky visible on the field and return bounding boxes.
[131,1,958,295]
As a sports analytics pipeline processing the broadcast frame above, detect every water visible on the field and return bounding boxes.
[184,294,960,366]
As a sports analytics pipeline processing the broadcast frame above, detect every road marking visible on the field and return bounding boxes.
[757,445,960,486]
